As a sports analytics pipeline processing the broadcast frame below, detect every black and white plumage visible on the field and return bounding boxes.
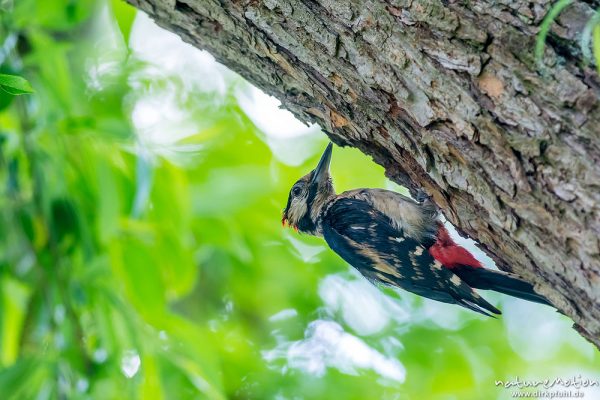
[282,143,552,316]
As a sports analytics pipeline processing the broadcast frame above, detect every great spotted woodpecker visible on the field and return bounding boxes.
[282,143,552,316]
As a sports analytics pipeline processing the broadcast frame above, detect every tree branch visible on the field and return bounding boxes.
[126,0,600,348]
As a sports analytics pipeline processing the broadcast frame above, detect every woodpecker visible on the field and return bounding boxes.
[282,143,552,316]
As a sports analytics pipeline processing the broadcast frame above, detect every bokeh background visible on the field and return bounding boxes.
[0,1,598,399]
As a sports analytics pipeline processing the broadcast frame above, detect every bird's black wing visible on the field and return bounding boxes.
[321,197,500,316]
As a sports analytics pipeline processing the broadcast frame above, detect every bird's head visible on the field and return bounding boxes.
[282,143,335,234]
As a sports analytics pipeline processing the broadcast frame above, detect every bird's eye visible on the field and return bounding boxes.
[292,186,303,197]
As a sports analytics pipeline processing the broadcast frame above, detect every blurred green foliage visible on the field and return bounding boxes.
[0,1,598,399]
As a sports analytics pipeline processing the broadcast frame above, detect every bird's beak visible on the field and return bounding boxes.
[310,142,333,186]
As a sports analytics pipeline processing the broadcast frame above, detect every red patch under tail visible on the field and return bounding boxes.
[428,225,482,269]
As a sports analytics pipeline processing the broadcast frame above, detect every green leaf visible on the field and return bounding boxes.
[0,357,47,399]
[594,23,600,75]
[535,0,573,69]
[111,0,137,42]
[0,276,32,366]
[580,9,600,65]
[108,238,167,323]
[0,90,14,111]
[0,74,34,95]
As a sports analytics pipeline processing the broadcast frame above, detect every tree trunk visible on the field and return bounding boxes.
[126,0,600,348]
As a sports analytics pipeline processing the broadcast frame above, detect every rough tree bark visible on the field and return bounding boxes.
[126,0,600,348]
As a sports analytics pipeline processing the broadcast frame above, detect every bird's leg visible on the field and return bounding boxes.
[415,188,430,203]
[415,188,440,221]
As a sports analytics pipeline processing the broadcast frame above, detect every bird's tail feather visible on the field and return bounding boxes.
[457,298,500,318]
[453,266,553,307]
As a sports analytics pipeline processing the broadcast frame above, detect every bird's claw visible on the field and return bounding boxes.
[415,188,430,203]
